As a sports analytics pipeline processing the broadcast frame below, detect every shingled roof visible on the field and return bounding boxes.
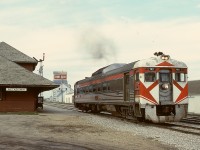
[0,42,37,64]
[0,55,58,90]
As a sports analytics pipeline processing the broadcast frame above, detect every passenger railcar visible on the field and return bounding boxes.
[74,52,188,123]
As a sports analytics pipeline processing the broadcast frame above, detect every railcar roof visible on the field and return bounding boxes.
[105,62,137,76]
[76,61,137,84]
[75,53,188,85]
[134,56,187,68]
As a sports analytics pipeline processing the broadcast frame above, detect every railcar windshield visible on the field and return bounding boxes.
[160,73,170,82]
[145,72,156,82]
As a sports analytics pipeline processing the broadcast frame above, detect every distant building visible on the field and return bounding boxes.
[0,42,58,112]
[51,71,74,103]
[65,92,74,103]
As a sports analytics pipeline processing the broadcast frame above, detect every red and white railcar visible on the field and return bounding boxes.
[74,52,188,123]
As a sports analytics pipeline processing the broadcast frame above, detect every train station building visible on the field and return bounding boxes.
[0,42,58,112]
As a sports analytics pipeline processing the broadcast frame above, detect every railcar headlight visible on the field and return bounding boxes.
[161,55,170,60]
[161,83,169,90]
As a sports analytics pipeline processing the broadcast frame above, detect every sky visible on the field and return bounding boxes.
[1,0,200,97]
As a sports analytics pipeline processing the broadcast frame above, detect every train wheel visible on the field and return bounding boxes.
[137,108,145,122]
[91,104,98,113]
[137,117,144,122]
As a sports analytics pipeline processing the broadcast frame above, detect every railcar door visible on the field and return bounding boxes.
[124,73,130,101]
[159,69,173,104]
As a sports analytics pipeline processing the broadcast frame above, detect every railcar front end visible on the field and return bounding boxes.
[134,53,188,123]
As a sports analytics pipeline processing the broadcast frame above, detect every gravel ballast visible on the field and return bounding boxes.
[85,114,200,150]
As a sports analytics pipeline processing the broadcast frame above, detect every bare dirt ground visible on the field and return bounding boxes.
[0,104,176,150]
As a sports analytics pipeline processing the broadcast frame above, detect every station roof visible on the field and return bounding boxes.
[0,42,37,64]
[0,55,58,90]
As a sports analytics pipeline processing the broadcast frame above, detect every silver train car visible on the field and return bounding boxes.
[74,52,188,123]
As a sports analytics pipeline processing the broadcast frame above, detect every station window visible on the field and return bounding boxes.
[175,73,186,82]
[145,72,156,82]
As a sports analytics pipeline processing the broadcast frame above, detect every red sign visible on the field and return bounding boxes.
[54,73,67,80]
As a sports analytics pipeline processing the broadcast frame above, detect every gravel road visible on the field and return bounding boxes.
[0,104,193,150]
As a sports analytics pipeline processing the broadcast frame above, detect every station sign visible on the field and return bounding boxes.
[53,71,67,80]
[6,88,27,92]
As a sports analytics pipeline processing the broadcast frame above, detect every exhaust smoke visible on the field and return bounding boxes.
[80,29,117,62]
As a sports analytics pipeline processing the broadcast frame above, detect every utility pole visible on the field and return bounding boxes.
[39,53,45,97]
[34,53,45,97]
[38,53,45,77]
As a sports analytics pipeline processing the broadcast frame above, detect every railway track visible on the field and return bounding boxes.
[44,102,200,136]
[93,111,200,136]
[155,122,200,136]
[43,101,76,110]
[180,114,200,125]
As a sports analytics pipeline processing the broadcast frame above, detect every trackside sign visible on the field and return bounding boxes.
[6,88,27,92]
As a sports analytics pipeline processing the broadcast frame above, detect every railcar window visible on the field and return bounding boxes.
[78,88,83,94]
[175,73,186,82]
[82,87,86,93]
[107,82,111,91]
[135,72,139,81]
[97,84,102,91]
[145,72,156,82]
[85,86,89,93]
[160,73,171,82]
[80,88,84,94]
[77,88,79,94]
[89,86,93,92]
[103,83,107,91]
[111,79,123,91]
[84,87,88,93]
[93,85,97,92]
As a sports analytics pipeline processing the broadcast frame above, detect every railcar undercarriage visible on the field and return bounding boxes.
[75,102,188,123]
